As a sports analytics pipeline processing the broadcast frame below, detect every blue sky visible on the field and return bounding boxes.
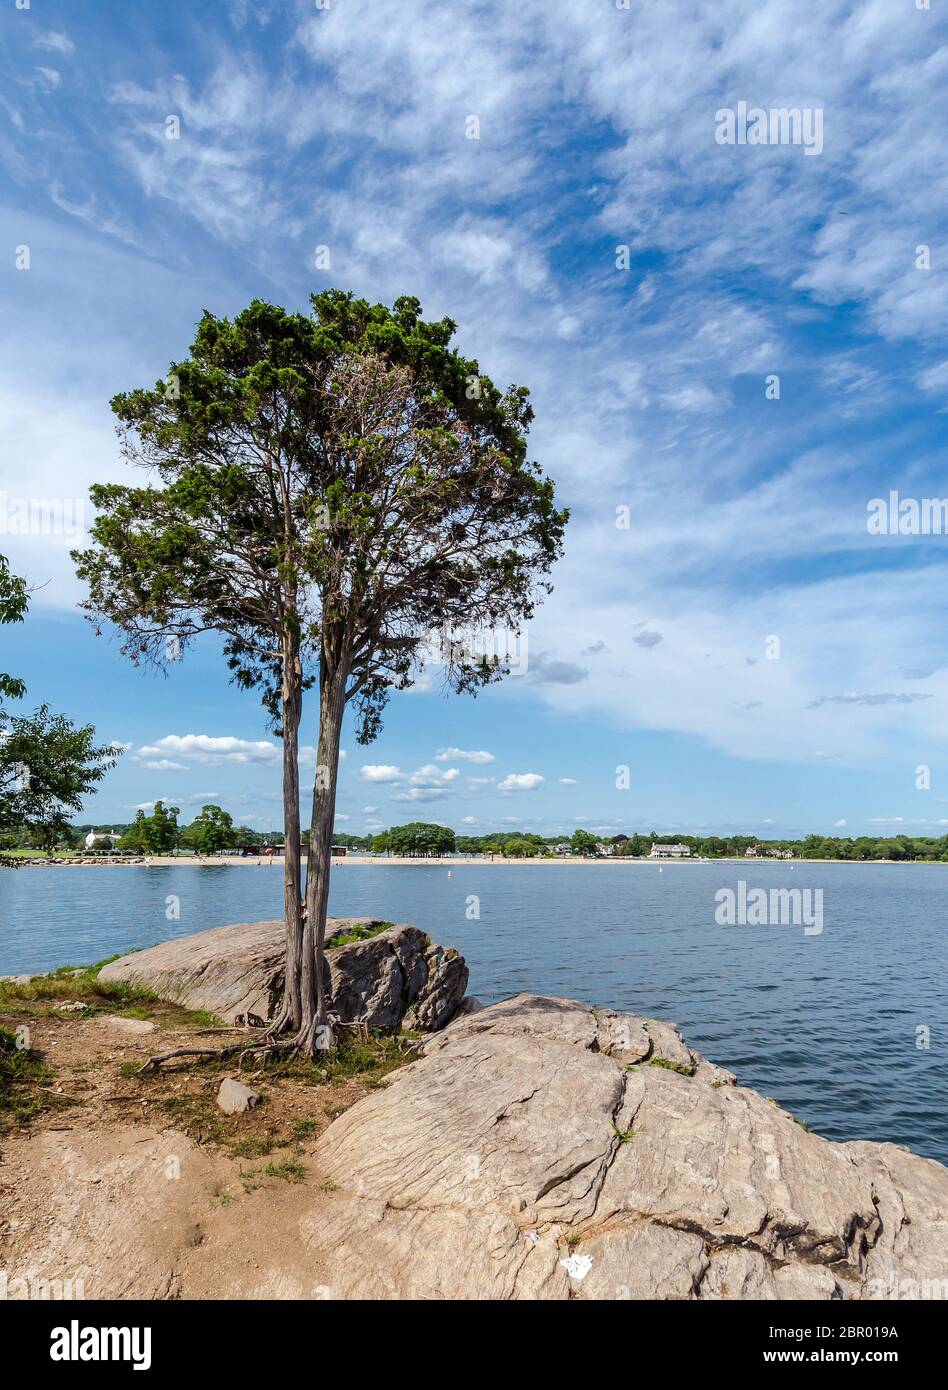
[2,0,948,839]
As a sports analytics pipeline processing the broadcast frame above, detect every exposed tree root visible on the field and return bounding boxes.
[136,1017,337,1073]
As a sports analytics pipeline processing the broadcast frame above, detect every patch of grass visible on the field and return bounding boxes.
[0,1023,68,1131]
[158,1091,236,1148]
[182,1009,225,1030]
[237,1157,307,1189]
[264,1158,306,1183]
[238,1165,262,1193]
[318,1176,337,1194]
[290,1117,319,1142]
[230,1135,279,1159]
[647,1057,696,1078]
[611,1121,646,1143]
[326,919,394,948]
[0,961,222,1031]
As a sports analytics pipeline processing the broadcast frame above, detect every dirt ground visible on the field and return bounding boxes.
[0,981,415,1299]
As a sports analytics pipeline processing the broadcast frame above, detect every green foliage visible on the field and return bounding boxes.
[570,829,599,856]
[0,554,118,865]
[182,803,237,856]
[73,291,568,740]
[377,822,456,856]
[326,920,393,947]
[611,1121,646,1143]
[0,553,28,703]
[647,1057,697,1077]
[0,1024,62,1131]
[118,801,180,854]
[0,705,117,859]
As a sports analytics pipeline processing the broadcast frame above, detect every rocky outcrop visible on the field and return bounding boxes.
[98,919,468,1031]
[308,994,948,1299]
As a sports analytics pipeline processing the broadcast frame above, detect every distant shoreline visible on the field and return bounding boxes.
[5,853,934,868]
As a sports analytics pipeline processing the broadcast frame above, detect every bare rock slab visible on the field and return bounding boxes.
[98,919,468,1030]
[310,993,948,1300]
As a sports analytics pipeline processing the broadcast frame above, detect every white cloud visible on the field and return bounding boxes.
[498,772,545,792]
[359,764,403,783]
[559,777,577,786]
[36,32,75,55]
[137,735,279,765]
[435,747,495,764]
[143,759,188,772]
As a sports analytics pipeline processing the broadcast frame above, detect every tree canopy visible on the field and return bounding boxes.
[74,289,567,1057]
[0,553,116,862]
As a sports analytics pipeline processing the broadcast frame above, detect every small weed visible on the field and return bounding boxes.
[264,1158,306,1183]
[326,920,394,948]
[647,1057,696,1078]
[611,1121,646,1143]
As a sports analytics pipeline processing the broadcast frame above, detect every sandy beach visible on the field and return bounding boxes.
[8,853,913,868]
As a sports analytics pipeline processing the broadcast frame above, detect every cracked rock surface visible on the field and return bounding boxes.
[311,994,948,1299]
[98,919,468,1031]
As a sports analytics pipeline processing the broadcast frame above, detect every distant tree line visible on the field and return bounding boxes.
[9,819,948,865]
[346,827,948,862]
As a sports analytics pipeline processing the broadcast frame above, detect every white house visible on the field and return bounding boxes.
[84,830,120,851]
[649,843,691,858]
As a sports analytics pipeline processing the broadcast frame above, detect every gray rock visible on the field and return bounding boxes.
[309,993,948,1300]
[96,1015,157,1036]
[217,1077,260,1114]
[98,919,468,1030]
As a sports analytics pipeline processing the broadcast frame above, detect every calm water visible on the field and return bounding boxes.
[1,860,945,1162]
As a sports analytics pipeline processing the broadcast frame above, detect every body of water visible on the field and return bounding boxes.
[1,860,944,1162]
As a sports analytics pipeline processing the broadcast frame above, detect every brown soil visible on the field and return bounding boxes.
[0,992,414,1299]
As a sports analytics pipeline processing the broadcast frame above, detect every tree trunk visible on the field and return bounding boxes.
[275,624,303,1034]
[300,650,349,1055]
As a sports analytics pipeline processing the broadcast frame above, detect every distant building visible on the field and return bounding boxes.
[746,845,759,856]
[84,830,120,851]
[553,842,571,855]
[767,848,794,859]
[649,843,691,858]
[596,842,614,857]
[331,845,348,857]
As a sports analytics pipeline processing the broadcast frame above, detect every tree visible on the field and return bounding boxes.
[0,554,28,702]
[119,811,149,854]
[0,554,116,863]
[504,836,538,858]
[386,822,456,856]
[570,829,598,856]
[75,291,566,1060]
[187,804,237,856]
[118,801,179,854]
